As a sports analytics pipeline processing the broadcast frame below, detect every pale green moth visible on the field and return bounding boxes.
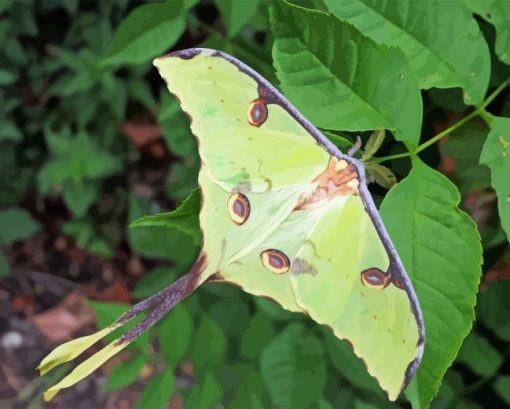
[38,48,424,402]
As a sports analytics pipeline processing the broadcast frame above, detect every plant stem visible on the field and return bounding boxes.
[372,151,411,163]
[372,78,510,164]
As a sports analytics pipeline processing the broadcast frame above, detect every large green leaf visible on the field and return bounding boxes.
[301,0,490,104]
[465,0,510,64]
[101,1,186,67]
[270,1,422,147]
[380,159,482,408]
[260,323,326,409]
[480,116,510,242]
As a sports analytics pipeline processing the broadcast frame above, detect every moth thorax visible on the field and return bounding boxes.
[260,249,290,274]
[228,193,250,224]
[361,268,390,289]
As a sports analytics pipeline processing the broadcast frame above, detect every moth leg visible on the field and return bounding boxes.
[347,135,362,156]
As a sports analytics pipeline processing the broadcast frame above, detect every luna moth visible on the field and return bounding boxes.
[38,48,424,402]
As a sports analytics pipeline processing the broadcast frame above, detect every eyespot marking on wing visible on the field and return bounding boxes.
[248,99,268,127]
[261,249,290,274]
[228,193,250,225]
[361,268,390,289]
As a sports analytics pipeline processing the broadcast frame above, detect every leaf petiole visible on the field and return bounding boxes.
[372,78,510,164]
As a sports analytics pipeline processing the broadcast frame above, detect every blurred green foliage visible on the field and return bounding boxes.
[1,0,510,408]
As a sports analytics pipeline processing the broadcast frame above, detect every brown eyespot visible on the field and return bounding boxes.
[248,99,268,127]
[361,268,389,289]
[228,193,250,225]
[261,249,290,274]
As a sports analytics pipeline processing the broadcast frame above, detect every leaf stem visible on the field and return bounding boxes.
[372,78,510,164]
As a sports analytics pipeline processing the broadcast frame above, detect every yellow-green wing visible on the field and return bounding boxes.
[154,50,329,193]
[290,195,423,400]
[155,49,424,399]
[154,50,330,296]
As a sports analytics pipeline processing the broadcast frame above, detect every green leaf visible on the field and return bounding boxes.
[435,369,465,405]
[260,323,326,409]
[308,0,490,104]
[270,1,422,146]
[208,296,251,337]
[215,0,261,37]
[229,371,269,409]
[456,332,502,377]
[38,131,121,203]
[0,207,40,245]
[128,195,198,264]
[130,189,200,245]
[88,301,149,348]
[380,159,482,408]
[62,181,98,218]
[132,267,178,299]
[165,159,200,201]
[0,69,16,85]
[362,130,386,161]
[62,219,113,258]
[465,0,510,64]
[321,130,354,152]
[103,353,148,391]
[493,375,510,405]
[0,120,22,142]
[48,71,96,96]
[0,249,9,277]
[480,115,510,242]
[186,371,223,409]
[134,367,176,409]
[101,1,186,67]
[192,315,227,369]
[158,91,197,157]
[159,304,193,366]
[477,280,510,342]
[240,313,276,360]
[354,400,378,409]
[318,399,334,409]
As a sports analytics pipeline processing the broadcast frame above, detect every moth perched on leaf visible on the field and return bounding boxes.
[39,48,424,401]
